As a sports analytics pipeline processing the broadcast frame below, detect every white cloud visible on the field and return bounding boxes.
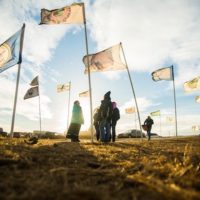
[87,0,200,87]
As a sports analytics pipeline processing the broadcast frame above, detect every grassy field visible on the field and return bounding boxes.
[0,136,199,200]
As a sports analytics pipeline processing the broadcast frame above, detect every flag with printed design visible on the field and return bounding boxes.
[30,76,39,86]
[24,86,39,100]
[150,110,160,116]
[83,44,126,74]
[125,107,135,114]
[184,76,200,92]
[192,125,200,131]
[40,3,84,25]
[195,96,200,103]
[0,24,25,73]
[152,66,173,81]
[57,83,70,93]
[79,90,89,97]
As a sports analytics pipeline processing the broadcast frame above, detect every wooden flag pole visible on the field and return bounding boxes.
[120,42,143,138]
[82,3,94,143]
[38,77,42,134]
[67,81,71,130]
[172,65,178,137]
[10,24,25,138]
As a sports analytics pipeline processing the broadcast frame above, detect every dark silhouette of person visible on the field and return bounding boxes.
[66,100,84,142]
[111,102,120,142]
[144,116,154,141]
[93,107,100,141]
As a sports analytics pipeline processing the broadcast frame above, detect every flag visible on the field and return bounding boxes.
[150,110,160,116]
[0,24,25,73]
[125,107,135,114]
[166,117,174,122]
[40,3,84,25]
[184,76,200,92]
[152,66,173,81]
[83,44,126,74]
[195,96,200,103]
[30,76,39,86]
[24,86,39,100]
[192,125,200,131]
[79,90,89,97]
[57,83,70,93]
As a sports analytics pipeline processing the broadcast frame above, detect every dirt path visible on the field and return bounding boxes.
[0,137,199,200]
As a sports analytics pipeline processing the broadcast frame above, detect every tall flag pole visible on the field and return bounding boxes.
[10,24,26,137]
[38,77,42,134]
[82,3,94,143]
[120,42,143,137]
[67,81,71,130]
[172,65,178,137]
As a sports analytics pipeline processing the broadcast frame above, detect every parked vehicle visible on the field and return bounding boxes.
[0,127,7,137]
[117,129,146,138]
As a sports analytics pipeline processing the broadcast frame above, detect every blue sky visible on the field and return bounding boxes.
[0,0,200,136]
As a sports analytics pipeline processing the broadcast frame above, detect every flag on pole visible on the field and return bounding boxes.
[83,44,126,74]
[166,116,174,122]
[57,83,70,93]
[152,66,173,81]
[24,86,39,100]
[125,107,135,114]
[192,125,200,131]
[0,25,25,73]
[195,96,200,103]
[40,3,84,25]
[150,110,160,116]
[30,76,39,86]
[79,90,89,97]
[184,76,200,92]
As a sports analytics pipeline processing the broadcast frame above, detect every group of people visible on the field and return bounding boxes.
[66,91,120,142]
[66,91,154,142]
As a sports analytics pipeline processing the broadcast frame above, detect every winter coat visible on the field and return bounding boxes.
[112,108,120,125]
[99,99,113,122]
[71,104,84,124]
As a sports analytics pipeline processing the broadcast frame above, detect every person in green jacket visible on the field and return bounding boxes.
[66,100,84,142]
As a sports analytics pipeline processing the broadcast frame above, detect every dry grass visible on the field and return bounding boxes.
[0,136,199,200]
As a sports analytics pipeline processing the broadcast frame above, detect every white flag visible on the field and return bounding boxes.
[40,3,84,25]
[184,77,200,92]
[83,44,126,74]
[192,125,200,131]
[195,96,200,103]
[30,76,39,86]
[24,86,39,100]
[79,90,89,97]
[152,66,173,81]
[57,83,70,93]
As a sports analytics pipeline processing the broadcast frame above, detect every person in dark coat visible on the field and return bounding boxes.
[99,91,113,142]
[93,107,100,141]
[66,100,84,142]
[111,102,120,142]
[144,116,154,141]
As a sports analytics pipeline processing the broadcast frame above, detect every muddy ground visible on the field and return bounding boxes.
[0,136,199,200]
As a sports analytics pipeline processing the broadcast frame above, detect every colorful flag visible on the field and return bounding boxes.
[24,86,39,100]
[0,24,25,73]
[79,90,89,97]
[40,3,84,25]
[184,77,200,92]
[152,66,173,81]
[125,107,135,114]
[150,110,160,116]
[57,83,70,93]
[30,76,39,86]
[195,96,200,103]
[83,44,126,74]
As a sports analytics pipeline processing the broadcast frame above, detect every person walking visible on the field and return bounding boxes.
[111,102,120,142]
[144,116,154,141]
[66,100,84,142]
